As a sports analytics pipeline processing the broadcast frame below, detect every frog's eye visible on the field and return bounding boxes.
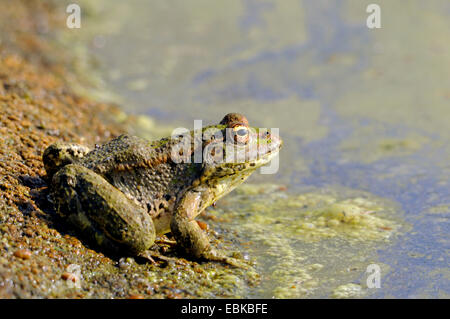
[232,125,250,144]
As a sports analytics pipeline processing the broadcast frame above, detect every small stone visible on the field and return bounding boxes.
[23,229,34,237]
[61,272,78,283]
[13,249,32,260]
[196,221,208,230]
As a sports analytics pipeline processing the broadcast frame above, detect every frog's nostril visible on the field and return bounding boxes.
[269,134,282,149]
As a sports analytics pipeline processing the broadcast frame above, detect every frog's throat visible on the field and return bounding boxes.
[200,168,256,209]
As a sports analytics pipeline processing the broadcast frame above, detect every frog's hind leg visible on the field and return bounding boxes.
[52,164,155,255]
[43,142,91,180]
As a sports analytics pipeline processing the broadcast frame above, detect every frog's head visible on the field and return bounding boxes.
[197,113,282,200]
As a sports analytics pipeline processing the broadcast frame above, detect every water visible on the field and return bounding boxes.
[74,0,449,298]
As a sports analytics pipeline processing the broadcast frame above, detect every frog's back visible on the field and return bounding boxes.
[79,135,156,173]
[77,135,201,217]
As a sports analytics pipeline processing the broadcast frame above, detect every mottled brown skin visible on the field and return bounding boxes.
[43,113,282,267]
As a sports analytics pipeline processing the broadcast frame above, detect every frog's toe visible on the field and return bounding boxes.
[138,250,187,266]
[201,249,249,269]
[222,257,249,269]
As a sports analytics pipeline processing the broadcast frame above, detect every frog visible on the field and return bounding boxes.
[43,113,282,267]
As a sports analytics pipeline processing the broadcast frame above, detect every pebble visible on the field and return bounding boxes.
[13,249,32,260]
[196,221,208,230]
[61,272,78,283]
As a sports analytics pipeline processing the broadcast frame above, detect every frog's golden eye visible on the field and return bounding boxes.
[232,125,250,144]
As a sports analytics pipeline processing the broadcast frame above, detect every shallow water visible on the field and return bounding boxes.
[71,0,449,298]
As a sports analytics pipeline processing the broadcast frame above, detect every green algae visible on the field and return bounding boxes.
[339,130,432,164]
[207,184,403,298]
[231,184,399,242]
[425,204,450,215]
[331,283,363,299]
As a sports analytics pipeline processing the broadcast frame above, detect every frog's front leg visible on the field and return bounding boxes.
[52,164,155,255]
[170,191,248,268]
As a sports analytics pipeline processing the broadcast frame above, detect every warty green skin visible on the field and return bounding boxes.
[43,114,282,267]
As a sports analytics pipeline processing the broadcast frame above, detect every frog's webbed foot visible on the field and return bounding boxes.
[171,191,250,269]
[155,238,177,246]
[138,250,187,266]
[201,248,249,269]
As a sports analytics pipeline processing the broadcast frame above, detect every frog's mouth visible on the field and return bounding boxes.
[247,131,283,168]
